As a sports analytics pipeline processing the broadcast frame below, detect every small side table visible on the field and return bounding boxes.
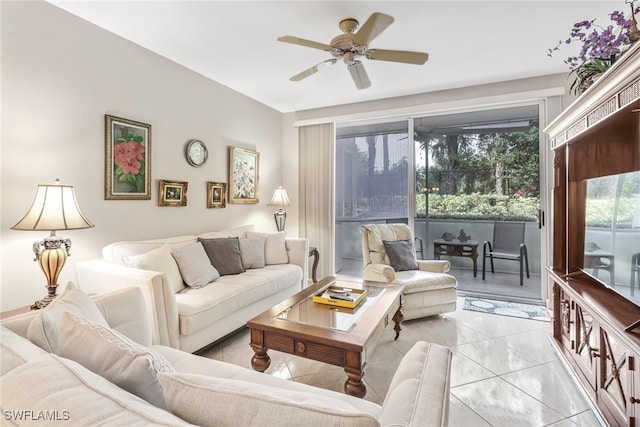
[309,247,319,283]
[433,239,479,277]
[0,305,36,320]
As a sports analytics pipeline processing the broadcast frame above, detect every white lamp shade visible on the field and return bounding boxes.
[11,183,94,231]
[267,186,291,207]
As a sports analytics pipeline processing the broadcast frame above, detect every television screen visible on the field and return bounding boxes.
[583,171,640,306]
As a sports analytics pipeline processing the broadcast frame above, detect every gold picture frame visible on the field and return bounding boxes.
[229,146,259,204]
[159,180,188,207]
[207,182,226,208]
[105,115,151,200]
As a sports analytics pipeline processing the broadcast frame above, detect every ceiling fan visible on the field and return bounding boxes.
[277,12,429,90]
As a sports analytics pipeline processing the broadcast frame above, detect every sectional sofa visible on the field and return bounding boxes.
[0,285,452,426]
[76,225,308,353]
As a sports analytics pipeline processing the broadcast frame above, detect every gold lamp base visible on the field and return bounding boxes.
[30,233,71,309]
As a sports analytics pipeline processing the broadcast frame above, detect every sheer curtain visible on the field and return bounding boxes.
[298,123,335,280]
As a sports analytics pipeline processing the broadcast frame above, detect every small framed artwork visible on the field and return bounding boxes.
[207,182,227,208]
[229,146,259,204]
[105,115,151,200]
[159,180,188,207]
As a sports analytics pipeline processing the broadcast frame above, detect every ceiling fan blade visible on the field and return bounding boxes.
[348,60,371,90]
[366,49,429,65]
[290,59,337,81]
[277,35,333,51]
[353,12,394,46]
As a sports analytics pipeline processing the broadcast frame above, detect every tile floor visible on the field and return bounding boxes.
[200,296,604,427]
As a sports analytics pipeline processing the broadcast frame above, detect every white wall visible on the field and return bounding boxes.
[1,1,285,310]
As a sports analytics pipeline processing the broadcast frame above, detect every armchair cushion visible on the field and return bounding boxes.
[361,224,414,265]
[394,271,458,294]
[383,240,418,271]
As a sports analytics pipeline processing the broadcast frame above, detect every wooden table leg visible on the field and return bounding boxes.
[250,329,271,372]
[250,345,271,372]
[344,352,366,398]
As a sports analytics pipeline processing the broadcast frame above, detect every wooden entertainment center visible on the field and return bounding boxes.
[545,42,640,426]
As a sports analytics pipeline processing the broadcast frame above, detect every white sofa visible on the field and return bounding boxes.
[76,225,309,353]
[0,286,452,427]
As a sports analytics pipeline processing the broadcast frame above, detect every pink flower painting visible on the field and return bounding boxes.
[113,125,147,193]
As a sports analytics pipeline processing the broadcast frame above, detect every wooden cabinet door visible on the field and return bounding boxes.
[575,302,598,390]
[599,329,632,426]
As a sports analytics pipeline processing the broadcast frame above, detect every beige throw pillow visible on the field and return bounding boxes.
[238,237,266,269]
[246,231,288,265]
[59,312,174,410]
[122,244,184,293]
[158,373,379,427]
[27,282,109,354]
[171,242,220,288]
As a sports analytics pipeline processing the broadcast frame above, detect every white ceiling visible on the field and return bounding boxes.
[48,1,621,113]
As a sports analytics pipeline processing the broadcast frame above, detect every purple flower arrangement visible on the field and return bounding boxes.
[549,1,639,93]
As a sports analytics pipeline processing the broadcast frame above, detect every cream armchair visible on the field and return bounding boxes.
[361,223,458,320]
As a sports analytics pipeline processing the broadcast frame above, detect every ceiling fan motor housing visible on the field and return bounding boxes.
[338,18,359,34]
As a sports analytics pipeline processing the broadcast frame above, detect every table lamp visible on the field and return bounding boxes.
[267,186,291,231]
[11,179,94,309]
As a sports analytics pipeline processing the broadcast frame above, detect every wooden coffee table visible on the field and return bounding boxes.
[247,276,404,398]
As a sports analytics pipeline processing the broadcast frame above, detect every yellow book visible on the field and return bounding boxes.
[312,286,367,309]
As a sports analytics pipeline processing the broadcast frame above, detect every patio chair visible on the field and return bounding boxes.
[482,221,530,286]
[360,223,458,320]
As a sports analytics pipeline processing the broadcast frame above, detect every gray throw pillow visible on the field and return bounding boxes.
[198,237,245,276]
[383,240,418,271]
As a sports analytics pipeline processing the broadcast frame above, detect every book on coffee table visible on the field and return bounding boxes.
[312,285,367,308]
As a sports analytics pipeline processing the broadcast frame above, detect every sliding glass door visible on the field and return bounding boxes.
[335,121,409,277]
[334,105,544,301]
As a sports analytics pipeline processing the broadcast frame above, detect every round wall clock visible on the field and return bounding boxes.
[185,139,208,167]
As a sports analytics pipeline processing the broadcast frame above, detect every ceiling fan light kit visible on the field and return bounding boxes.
[278,12,429,89]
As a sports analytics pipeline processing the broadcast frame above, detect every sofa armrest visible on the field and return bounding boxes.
[285,237,309,287]
[379,341,452,427]
[75,259,179,348]
[416,260,450,273]
[363,263,396,283]
[0,287,152,347]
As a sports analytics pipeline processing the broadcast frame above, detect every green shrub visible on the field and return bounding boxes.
[416,193,539,221]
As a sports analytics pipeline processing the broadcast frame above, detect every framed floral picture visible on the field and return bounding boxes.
[207,181,226,208]
[159,180,188,207]
[229,146,259,204]
[105,115,151,200]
